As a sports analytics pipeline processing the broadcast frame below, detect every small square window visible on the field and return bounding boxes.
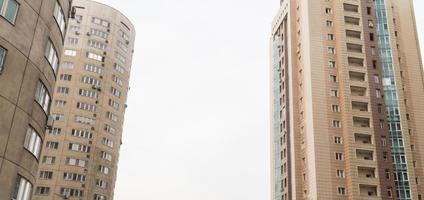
[334,136,342,144]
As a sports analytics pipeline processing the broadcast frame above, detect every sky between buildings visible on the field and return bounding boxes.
[94,0,424,199]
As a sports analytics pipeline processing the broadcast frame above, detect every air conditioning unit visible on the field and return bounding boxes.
[77,20,81,23]
[75,31,80,35]
[91,127,95,131]
[126,40,130,45]
[99,75,103,79]
[92,85,98,90]
[105,40,109,43]
[86,32,91,36]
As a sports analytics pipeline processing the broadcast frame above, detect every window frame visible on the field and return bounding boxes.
[44,39,59,73]
[34,80,51,114]
[0,45,6,73]
[12,175,32,200]
[0,0,19,24]
[53,1,66,37]
[24,126,42,159]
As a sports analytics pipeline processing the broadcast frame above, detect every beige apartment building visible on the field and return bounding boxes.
[0,0,70,199]
[271,0,424,199]
[32,0,135,199]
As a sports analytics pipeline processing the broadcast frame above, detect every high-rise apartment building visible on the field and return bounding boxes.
[271,0,424,199]
[33,0,135,199]
[0,0,70,199]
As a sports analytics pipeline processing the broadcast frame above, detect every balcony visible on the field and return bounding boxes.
[349,71,366,82]
[356,149,374,161]
[359,184,378,197]
[351,86,367,97]
[345,16,360,26]
[348,57,364,68]
[344,3,359,13]
[352,101,368,112]
[355,133,373,145]
[353,117,370,128]
[346,30,361,39]
[358,167,376,178]
[347,43,363,53]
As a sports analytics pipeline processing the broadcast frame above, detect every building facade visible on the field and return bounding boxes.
[271,0,424,199]
[33,0,135,199]
[0,0,70,199]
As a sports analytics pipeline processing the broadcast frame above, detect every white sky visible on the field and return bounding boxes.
[94,0,424,199]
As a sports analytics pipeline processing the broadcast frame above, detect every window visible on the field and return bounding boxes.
[98,165,110,175]
[91,17,110,27]
[84,64,102,74]
[65,157,87,167]
[24,127,42,159]
[74,115,95,126]
[39,171,53,180]
[329,75,337,82]
[49,127,62,135]
[71,129,93,139]
[100,151,112,161]
[336,170,345,178]
[76,102,97,112]
[51,113,64,121]
[42,156,56,164]
[333,120,341,128]
[12,175,32,200]
[102,137,114,148]
[326,20,333,27]
[367,7,372,15]
[336,153,343,160]
[69,25,80,32]
[0,46,6,73]
[0,0,19,24]
[387,187,393,198]
[45,40,59,72]
[114,63,126,74]
[46,141,59,149]
[325,8,332,14]
[88,40,107,50]
[90,28,108,39]
[79,89,98,99]
[63,172,86,182]
[56,87,69,94]
[68,143,90,153]
[330,90,338,97]
[67,37,78,45]
[334,136,342,144]
[328,47,335,54]
[60,188,84,197]
[59,74,72,81]
[96,179,108,188]
[104,124,116,135]
[374,74,379,83]
[112,75,123,86]
[87,52,104,62]
[106,111,118,122]
[332,105,340,112]
[35,187,50,195]
[53,1,66,36]
[117,40,128,52]
[327,33,334,41]
[111,87,121,97]
[108,99,120,110]
[337,187,346,195]
[328,61,336,68]
[376,89,382,98]
[370,33,374,41]
[118,29,129,41]
[115,52,126,63]
[371,46,376,55]
[62,61,74,69]
[64,49,77,56]
[94,194,107,200]
[35,80,51,113]
[80,76,101,86]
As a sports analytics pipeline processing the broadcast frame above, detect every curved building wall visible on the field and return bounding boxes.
[0,0,70,199]
[33,0,135,199]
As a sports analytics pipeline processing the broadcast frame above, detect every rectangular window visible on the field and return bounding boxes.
[12,175,32,200]
[100,151,112,161]
[88,40,107,50]
[376,89,382,98]
[337,187,346,195]
[42,156,56,164]
[94,194,107,200]
[87,52,104,62]
[328,47,335,54]
[91,17,110,27]
[35,187,50,195]
[45,141,59,149]
[115,52,126,63]
[90,28,108,39]
[80,76,101,86]
[35,80,51,113]
[325,8,332,15]
[24,127,42,159]
[0,46,6,73]
[104,124,116,135]
[326,20,333,27]
[48,127,62,135]
[336,170,345,178]
[62,61,74,69]
[78,89,98,99]
[334,136,342,144]
[330,90,338,97]
[84,64,102,74]
[98,165,110,175]
[332,105,340,112]
[374,74,380,83]
[106,111,118,122]
[56,87,69,94]
[65,157,87,167]
[63,172,86,182]
[71,129,93,139]
[328,61,336,68]
[114,63,126,74]
[67,37,78,45]
[60,188,84,197]
[329,75,337,82]
[39,171,53,180]
[74,115,95,126]
[111,87,121,97]
[59,74,72,81]
[53,1,65,36]
[0,0,19,24]
[45,40,59,72]
[112,75,123,86]
[64,49,77,57]
[76,102,97,112]
[102,137,114,148]
[327,33,334,41]
[336,153,343,160]
[118,29,129,41]
[108,99,120,110]
[333,120,341,128]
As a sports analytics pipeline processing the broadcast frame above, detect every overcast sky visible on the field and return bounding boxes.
[94,0,424,199]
